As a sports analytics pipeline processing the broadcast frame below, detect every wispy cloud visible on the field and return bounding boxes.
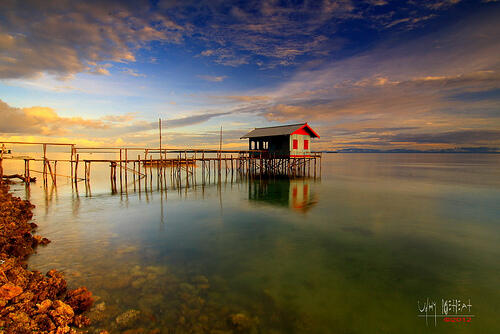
[197,75,228,82]
[121,68,146,77]
[210,95,271,103]
[165,112,231,128]
[199,49,250,67]
[87,63,113,76]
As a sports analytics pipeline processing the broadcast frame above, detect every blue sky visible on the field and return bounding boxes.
[1,0,499,150]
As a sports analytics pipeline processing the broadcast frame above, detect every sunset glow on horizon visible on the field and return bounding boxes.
[1,0,499,151]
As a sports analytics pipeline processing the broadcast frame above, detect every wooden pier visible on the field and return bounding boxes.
[0,142,321,193]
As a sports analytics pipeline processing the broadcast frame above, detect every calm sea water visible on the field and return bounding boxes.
[7,153,500,333]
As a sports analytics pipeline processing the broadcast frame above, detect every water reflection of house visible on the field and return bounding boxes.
[248,178,317,213]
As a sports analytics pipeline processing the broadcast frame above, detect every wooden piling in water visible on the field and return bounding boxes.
[42,144,47,180]
[125,149,128,187]
[74,154,79,184]
[137,155,141,193]
[24,159,29,184]
[54,161,58,185]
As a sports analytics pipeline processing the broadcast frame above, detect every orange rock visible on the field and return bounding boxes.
[73,314,91,328]
[55,325,71,334]
[36,299,53,313]
[65,286,93,314]
[34,313,56,331]
[0,282,23,300]
[49,300,75,327]
[8,311,30,324]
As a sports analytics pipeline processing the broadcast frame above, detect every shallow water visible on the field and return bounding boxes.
[7,153,500,333]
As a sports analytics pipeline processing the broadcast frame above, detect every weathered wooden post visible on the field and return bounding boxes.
[314,156,317,178]
[24,159,29,183]
[137,154,141,193]
[74,154,79,183]
[319,155,322,176]
[260,152,262,176]
[0,144,4,183]
[43,144,47,179]
[182,150,187,187]
[125,148,128,186]
[202,151,205,183]
[70,145,74,180]
[54,161,57,185]
[119,149,123,192]
[208,155,211,182]
[86,161,90,181]
[47,160,56,186]
[150,156,153,181]
[110,161,117,194]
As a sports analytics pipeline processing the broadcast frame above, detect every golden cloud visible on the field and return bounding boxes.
[0,99,146,137]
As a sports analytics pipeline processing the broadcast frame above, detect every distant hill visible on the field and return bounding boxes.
[324,147,500,153]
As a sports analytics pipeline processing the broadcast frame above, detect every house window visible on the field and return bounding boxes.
[292,139,298,150]
[304,139,309,150]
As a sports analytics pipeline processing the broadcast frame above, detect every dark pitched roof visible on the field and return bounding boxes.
[240,123,319,138]
[240,123,305,138]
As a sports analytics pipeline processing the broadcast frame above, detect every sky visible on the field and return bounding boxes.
[1,0,499,151]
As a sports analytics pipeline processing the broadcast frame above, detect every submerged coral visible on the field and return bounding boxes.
[0,183,94,333]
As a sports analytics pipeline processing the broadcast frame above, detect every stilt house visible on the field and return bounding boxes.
[241,123,320,157]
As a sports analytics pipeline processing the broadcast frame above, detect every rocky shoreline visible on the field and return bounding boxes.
[0,182,94,333]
